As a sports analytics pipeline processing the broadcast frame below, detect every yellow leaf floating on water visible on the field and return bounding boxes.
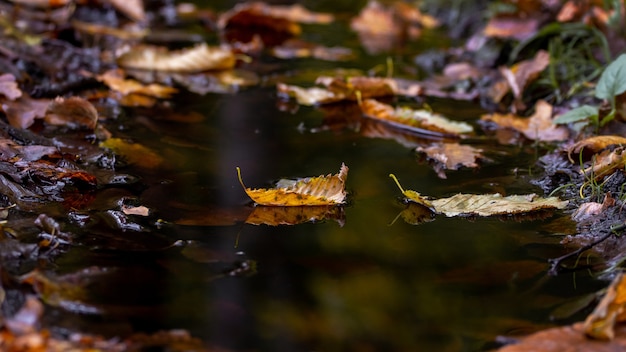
[584,273,626,340]
[237,164,348,206]
[100,138,163,169]
[432,193,568,217]
[388,174,435,211]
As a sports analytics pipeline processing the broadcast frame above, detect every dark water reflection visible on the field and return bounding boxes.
[47,3,607,352]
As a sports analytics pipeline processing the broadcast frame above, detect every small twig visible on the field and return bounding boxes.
[548,223,626,275]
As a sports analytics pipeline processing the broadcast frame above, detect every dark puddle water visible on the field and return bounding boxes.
[37,3,609,351]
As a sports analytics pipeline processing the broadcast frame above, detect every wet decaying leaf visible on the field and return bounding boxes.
[416,142,485,179]
[582,148,626,181]
[481,100,570,142]
[432,193,568,217]
[238,164,348,206]
[277,76,402,106]
[117,43,236,73]
[245,205,345,226]
[361,99,473,138]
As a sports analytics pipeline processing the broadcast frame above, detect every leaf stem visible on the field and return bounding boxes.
[389,174,405,193]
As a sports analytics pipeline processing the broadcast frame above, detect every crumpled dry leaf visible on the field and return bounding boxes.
[361,99,473,138]
[0,73,22,100]
[567,135,626,162]
[1,95,50,129]
[100,138,164,169]
[572,193,615,223]
[117,44,236,73]
[245,205,345,226]
[432,193,568,217]
[490,50,550,110]
[44,96,98,130]
[582,147,626,181]
[71,20,147,40]
[237,164,348,206]
[416,142,485,179]
[97,69,178,98]
[584,273,626,340]
[277,76,399,105]
[481,100,570,142]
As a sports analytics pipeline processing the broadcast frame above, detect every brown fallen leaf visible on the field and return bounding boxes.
[416,142,484,179]
[44,96,98,130]
[584,273,626,340]
[361,99,473,138]
[0,73,22,100]
[489,50,550,110]
[350,0,438,54]
[121,204,150,216]
[245,205,345,226]
[71,20,148,40]
[117,44,236,73]
[218,2,313,46]
[432,193,568,217]
[237,164,348,206]
[481,100,570,142]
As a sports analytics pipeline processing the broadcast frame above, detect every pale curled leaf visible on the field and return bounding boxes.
[0,74,22,100]
[432,193,568,217]
[277,77,399,105]
[45,96,98,130]
[97,69,178,98]
[362,99,473,137]
[238,164,348,206]
[117,44,236,73]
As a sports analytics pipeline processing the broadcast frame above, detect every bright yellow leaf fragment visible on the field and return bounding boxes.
[389,174,435,211]
[238,164,348,206]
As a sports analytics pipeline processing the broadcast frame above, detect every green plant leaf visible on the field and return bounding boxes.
[596,54,626,100]
[554,105,598,124]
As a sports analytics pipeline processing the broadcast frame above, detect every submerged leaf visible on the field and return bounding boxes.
[100,138,164,169]
[362,99,473,138]
[416,142,484,179]
[238,164,348,206]
[117,44,236,73]
[432,193,568,217]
